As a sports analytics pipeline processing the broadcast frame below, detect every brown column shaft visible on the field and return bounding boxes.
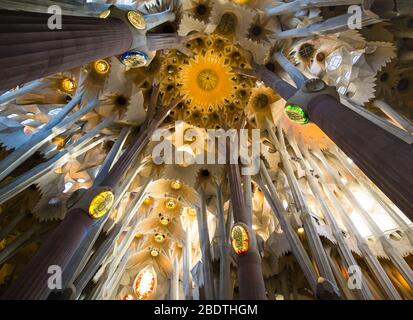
[1,100,175,299]
[2,130,146,299]
[0,9,133,91]
[2,209,93,300]
[228,164,267,300]
[307,94,413,218]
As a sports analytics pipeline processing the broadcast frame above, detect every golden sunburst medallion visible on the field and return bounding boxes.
[159,34,254,127]
[179,51,235,110]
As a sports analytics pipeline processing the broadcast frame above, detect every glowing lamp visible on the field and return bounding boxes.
[150,248,159,257]
[170,180,182,190]
[88,190,115,219]
[93,60,110,75]
[134,266,157,300]
[231,224,249,255]
[122,294,134,300]
[284,104,309,125]
[165,199,177,210]
[154,233,166,243]
[297,227,305,234]
[159,216,170,226]
[61,78,76,93]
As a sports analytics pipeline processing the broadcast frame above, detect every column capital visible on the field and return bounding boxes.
[284,79,339,124]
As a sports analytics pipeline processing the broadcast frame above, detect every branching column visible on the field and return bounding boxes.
[305,94,413,218]
[255,64,413,219]
[2,95,177,299]
[227,163,267,300]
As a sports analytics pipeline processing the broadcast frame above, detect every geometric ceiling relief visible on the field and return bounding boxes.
[0,0,412,302]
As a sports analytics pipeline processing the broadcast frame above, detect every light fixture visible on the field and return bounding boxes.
[154,233,166,243]
[93,60,110,75]
[165,199,177,210]
[298,227,305,234]
[88,190,115,219]
[61,78,76,93]
[170,180,182,190]
[159,216,170,226]
[150,248,159,257]
[122,294,134,300]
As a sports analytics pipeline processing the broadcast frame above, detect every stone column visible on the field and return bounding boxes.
[255,64,413,219]
[305,94,413,218]
[2,96,177,299]
[2,209,93,299]
[227,163,267,300]
[0,9,132,91]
